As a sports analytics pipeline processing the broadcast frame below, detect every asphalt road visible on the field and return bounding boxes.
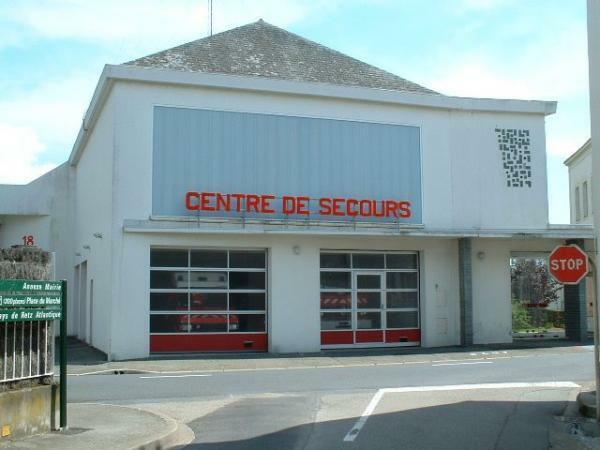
[67,348,594,449]
[68,350,593,403]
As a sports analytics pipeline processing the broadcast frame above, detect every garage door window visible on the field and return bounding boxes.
[150,249,267,334]
[320,251,420,344]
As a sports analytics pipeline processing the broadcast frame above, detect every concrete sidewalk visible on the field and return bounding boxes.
[549,382,600,450]
[0,402,194,450]
[61,340,593,376]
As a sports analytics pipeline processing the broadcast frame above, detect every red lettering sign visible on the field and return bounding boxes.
[184,192,413,221]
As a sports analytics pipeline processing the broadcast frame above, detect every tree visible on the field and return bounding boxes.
[510,257,563,330]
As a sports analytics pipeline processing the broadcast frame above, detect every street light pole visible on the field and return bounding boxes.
[589,254,600,421]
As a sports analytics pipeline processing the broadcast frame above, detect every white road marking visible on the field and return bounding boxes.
[139,374,212,379]
[342,381,580,443]
[342,389,385,442]
[432,361,493,367]
[431,358,485,363]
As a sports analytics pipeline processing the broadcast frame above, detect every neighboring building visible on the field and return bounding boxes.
[565,139,593,224]
[565,140,595,332]
[0,21,592,360]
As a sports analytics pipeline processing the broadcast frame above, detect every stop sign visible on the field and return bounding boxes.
[549,244,589,284]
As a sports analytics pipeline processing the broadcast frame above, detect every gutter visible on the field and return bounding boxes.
[122,218,595,240]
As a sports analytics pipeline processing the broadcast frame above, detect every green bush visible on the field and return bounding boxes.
[512,300,532,331]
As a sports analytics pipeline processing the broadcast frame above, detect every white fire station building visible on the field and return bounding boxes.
[0,21,592,359]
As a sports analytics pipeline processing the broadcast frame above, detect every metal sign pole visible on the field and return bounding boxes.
[59,280,67,429]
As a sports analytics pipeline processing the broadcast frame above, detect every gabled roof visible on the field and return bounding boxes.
[124,19,437,94]
[564,138,591,167]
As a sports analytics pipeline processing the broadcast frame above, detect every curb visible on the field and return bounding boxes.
[578,391,597,419]
[82,403,195,450]
[132,407,195,450]
[65,349,577,377]
[549,388,600,450]
[68,369,162,376]
[0,402,196,450]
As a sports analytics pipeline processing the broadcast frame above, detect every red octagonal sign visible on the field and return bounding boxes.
[549,244,589,285]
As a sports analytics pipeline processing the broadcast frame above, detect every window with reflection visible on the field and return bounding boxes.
[320,292,351,309]
[150,271,189,289]
[190,314,228,332]
[150,249,188,267]
[190,293,227,311]
[353,253,384,269]
[387,311,419,329]
[150,293,188,311]
[230,314,265,332]
[150,249,267,334]
[229,293,265,310]
[320,272,351,289]
[319,251,420,336]
[150,314,189,333]
[191,250,227,268]
[321,312,352,330]
[320,253,351,269]
[357,312,381,329]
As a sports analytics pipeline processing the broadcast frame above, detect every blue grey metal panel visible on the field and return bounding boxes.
[153,106,422,223]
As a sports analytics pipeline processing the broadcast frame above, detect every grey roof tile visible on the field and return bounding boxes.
[124,20,438,94]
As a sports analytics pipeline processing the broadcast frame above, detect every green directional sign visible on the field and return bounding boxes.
[0,308,62,322]
[0,279,62,294]
[0,294,62,308]
[0,279,64,321]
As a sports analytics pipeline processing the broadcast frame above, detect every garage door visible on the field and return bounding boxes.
[149,248,267,352]
[320,251,420,348]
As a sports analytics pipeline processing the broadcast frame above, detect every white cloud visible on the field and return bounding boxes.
[0,0,336,183]
[0,73,95,146]
[0,124,57,184]
[0,72,98,183]
[546,135,588,158]
[0,0,327,47]
[413,21,590,159]
[424,23,588,100]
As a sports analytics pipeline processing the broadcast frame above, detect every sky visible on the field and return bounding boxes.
[0,0,590,224]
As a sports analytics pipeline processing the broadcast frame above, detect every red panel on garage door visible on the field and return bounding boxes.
[150,333,268,352]
[355,330,384,343]
[385,329,421,343]
[321,331,354,345]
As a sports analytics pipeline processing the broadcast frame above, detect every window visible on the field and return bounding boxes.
[319,251,420,335]
[150,249,267,334]
[575,186,581,222]
[583,181,589,218]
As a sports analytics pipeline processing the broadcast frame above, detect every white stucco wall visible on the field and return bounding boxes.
[96,78,552,358]
[72,92,116,353]
[111,232,460,360]
[471,237,565,345]
[0,216,51,249]
[0,163,77,333]
[567,145,593,224]
[110,81,550,232]
[0,71,564,358]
